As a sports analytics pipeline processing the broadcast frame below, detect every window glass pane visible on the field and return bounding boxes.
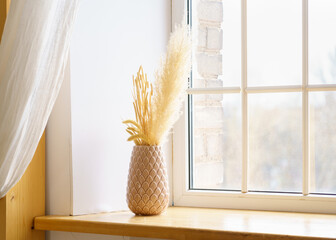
[249,93,302,192]
[247,0,302,86]
[192,0,240,88]
[221,0,241,87]
[192,94,241,190]
[309,0,336,84]
[309,92,336,194]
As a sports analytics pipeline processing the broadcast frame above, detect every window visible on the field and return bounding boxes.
[173,0,336,213]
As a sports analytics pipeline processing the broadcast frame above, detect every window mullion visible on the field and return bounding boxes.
[241,0,248,194]
[302,0,310,196]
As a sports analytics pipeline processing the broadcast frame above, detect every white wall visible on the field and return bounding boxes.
[70,0,171,215]
[46,58,72,216]
[46,0,171,239]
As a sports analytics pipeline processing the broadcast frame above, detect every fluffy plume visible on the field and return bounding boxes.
[123,24,191,145]
[148,24,191,145]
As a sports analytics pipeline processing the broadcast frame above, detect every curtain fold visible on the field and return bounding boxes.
[0,0,79,198]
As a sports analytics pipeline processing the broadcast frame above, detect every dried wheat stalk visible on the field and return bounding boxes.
[123,65,153,145]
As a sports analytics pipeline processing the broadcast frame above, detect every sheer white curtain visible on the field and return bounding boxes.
[0,0,79,198]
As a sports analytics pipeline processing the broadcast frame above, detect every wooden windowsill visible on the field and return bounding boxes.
[34,207,336,240]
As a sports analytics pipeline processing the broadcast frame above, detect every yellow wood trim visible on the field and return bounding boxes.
[0,134,45,240]
[0,194,6,240]
[5,0,9,12]
[0,0,7,39]
[0,0,10,238]
[34,207,336,240]
[0,1,46,239]
[5,133,46,240]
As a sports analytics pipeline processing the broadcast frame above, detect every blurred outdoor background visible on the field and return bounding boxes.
[191,0,336,194]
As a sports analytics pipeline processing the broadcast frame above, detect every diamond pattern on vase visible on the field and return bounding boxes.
[126,145,169,216]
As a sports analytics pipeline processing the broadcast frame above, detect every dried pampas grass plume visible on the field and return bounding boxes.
[123,24,191,145]
[148,24,191,145]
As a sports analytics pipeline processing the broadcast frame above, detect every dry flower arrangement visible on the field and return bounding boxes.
[123,24,192,146]
[123,24,191,215]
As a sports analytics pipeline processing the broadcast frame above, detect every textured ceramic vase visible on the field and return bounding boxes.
[126,145,169,215]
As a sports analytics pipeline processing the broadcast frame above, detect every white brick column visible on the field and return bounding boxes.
[193,0,225,188]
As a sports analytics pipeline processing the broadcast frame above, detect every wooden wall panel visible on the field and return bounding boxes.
[0,135,45,240]
[0,0,9,236]
[6,134,45,240]
[0,0,6,38]
[0,195,6,239]
[0,0,46,239]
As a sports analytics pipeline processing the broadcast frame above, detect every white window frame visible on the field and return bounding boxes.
[172,0,336,214]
